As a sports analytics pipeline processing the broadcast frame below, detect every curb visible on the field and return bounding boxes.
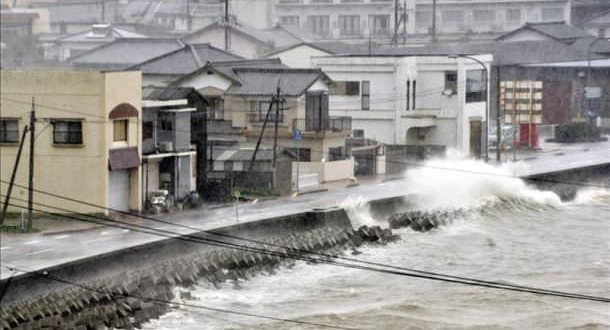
[42,224,105,236]
[294,187,329,196]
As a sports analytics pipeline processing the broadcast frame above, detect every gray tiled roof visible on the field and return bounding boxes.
[498,22,593,42]
[142,86,199,101]
[226,68,327,96]
[584,10,610,25]
[211,58,287,82]
[57,26,146,43]
[69,38,184,69]
[130,44,242,75]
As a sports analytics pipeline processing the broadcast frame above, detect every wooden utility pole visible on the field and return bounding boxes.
[186,0,192,31]
[224,0,230,51]
[272,84,281,168]
[431,0,437,42]
[249,99,277,172]
[27,98,35,231]
[0,126,29,225]
[496,67,501,163]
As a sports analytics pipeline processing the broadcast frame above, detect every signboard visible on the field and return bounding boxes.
[585,86,601,99]
[500,80,543,124]
[292,129,303,141]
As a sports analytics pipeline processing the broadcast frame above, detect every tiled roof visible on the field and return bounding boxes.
[584,10,610,26]
[69,38,184,69]
[226,67,328,96]
[57,25,147,43]
[497,21,593,42]
[130,43,242,75]
[142,86,199,101]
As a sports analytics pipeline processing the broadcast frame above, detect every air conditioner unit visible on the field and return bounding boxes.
[158,141,173,152]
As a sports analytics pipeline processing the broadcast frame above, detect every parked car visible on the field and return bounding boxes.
[489,125,517,150]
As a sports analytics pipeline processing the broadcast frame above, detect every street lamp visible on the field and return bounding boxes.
[449,54,489,162]
[586,37,605,119]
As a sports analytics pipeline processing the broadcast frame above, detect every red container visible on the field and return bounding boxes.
[518,124,539,148]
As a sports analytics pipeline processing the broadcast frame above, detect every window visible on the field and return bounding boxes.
[466,69,487,103]
[53,120,83,144]
[143,121,153,139]
[160,118,173,131]
[330,81,360,96]
[353,129,364,138]
[412,80,416,109]
[113,119,128,142]
[445,71,457,95]
[442,10,464,26]
[0,119,19,143]
[541,8,563,22]
[279,16,299,27]
[339,15,361,37]
[406,80,410,110]
[369,15,390,36]
[328,147,344,161]
[307,16,330,37]
[506,9,521,26]
[473,10,495,24]
[361,80,370,110]
[252,100,283,122]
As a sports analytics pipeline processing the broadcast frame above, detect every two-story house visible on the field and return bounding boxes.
[174,60,354,188]
[313,54,492,162]
[0,69,142,214]
[141,86,207,205]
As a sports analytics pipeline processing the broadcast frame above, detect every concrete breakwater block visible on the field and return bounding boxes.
[387,209,463,232]
[353,225,397,243]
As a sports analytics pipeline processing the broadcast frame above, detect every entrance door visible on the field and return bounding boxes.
[469,120,482,159]
[109,170,130,211]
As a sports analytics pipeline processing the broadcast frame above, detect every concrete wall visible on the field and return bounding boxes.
[292,158,354,182]
[0,69,142,214]
[267,45,331,68]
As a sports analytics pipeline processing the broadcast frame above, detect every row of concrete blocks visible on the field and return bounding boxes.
[387,209,465,232]
[1,225,379,330]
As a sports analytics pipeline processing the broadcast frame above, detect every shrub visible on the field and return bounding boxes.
[554,122,601,143]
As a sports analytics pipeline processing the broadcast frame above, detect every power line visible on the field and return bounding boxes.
[3,197,610,303]
[2,264,361,330]
[3,180,608,302]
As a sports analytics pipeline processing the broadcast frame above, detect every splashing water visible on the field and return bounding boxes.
[571,187,610,206]
[339,195,384,229]
[403,154,562,211]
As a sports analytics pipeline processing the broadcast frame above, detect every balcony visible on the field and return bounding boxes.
[293,116,351,133]
[248,111,285,124]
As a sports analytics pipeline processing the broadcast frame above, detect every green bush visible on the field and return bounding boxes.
[554,122,601,143]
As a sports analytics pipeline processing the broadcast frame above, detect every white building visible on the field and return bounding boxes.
[312,54,492,158]
[275,0,571,43]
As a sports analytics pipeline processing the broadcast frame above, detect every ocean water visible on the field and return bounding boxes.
[143,158,610,330]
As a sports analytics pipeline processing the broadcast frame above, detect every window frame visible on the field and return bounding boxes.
[338,15,361,37]
[465,69,487,103]
[0,118,20,144]
[361,80,370,110]
[330,81,360,96]
[445,71,458,95]
[52,119,83,145]
[113,119,128,142]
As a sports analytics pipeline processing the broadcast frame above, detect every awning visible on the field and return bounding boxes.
[109,147,140,170]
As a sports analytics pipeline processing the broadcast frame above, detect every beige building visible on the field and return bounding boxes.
[0,69,143,215]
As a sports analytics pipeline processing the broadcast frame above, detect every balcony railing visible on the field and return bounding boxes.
[293,116,352,133]
[248,111,284,123]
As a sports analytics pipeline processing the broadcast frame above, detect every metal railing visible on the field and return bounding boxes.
[293,116,351,133]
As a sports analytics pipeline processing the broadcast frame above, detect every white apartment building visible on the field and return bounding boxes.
[275,0,571,42]
[313,54,493,157]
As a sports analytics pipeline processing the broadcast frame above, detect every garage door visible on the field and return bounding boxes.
[108,170,130,211]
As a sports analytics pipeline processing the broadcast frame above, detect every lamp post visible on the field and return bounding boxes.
[586,37,604,119]
[449,54,489,162]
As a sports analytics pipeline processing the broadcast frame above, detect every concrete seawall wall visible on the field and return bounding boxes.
[524,163,610,200]
[0,207,359,329]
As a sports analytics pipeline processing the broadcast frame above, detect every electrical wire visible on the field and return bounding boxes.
[2,180,608,302]
[2,264,361,330]
[3,197,610,303]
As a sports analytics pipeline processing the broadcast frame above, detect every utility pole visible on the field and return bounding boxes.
[402,1,407,44]
[101,0,105,23]
[249,99,277,172]
[393,0,399,44]
[496,66,502,163]
[272,84,281,168]
[431,0,437,42]
[186,0,192,31]
[224,0,230,51]
[0,126,29,225]
[27,98,35,231]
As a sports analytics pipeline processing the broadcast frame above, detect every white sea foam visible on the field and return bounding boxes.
[571,187,610,205]
[339,195,384,229]
[400,151,562,211]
